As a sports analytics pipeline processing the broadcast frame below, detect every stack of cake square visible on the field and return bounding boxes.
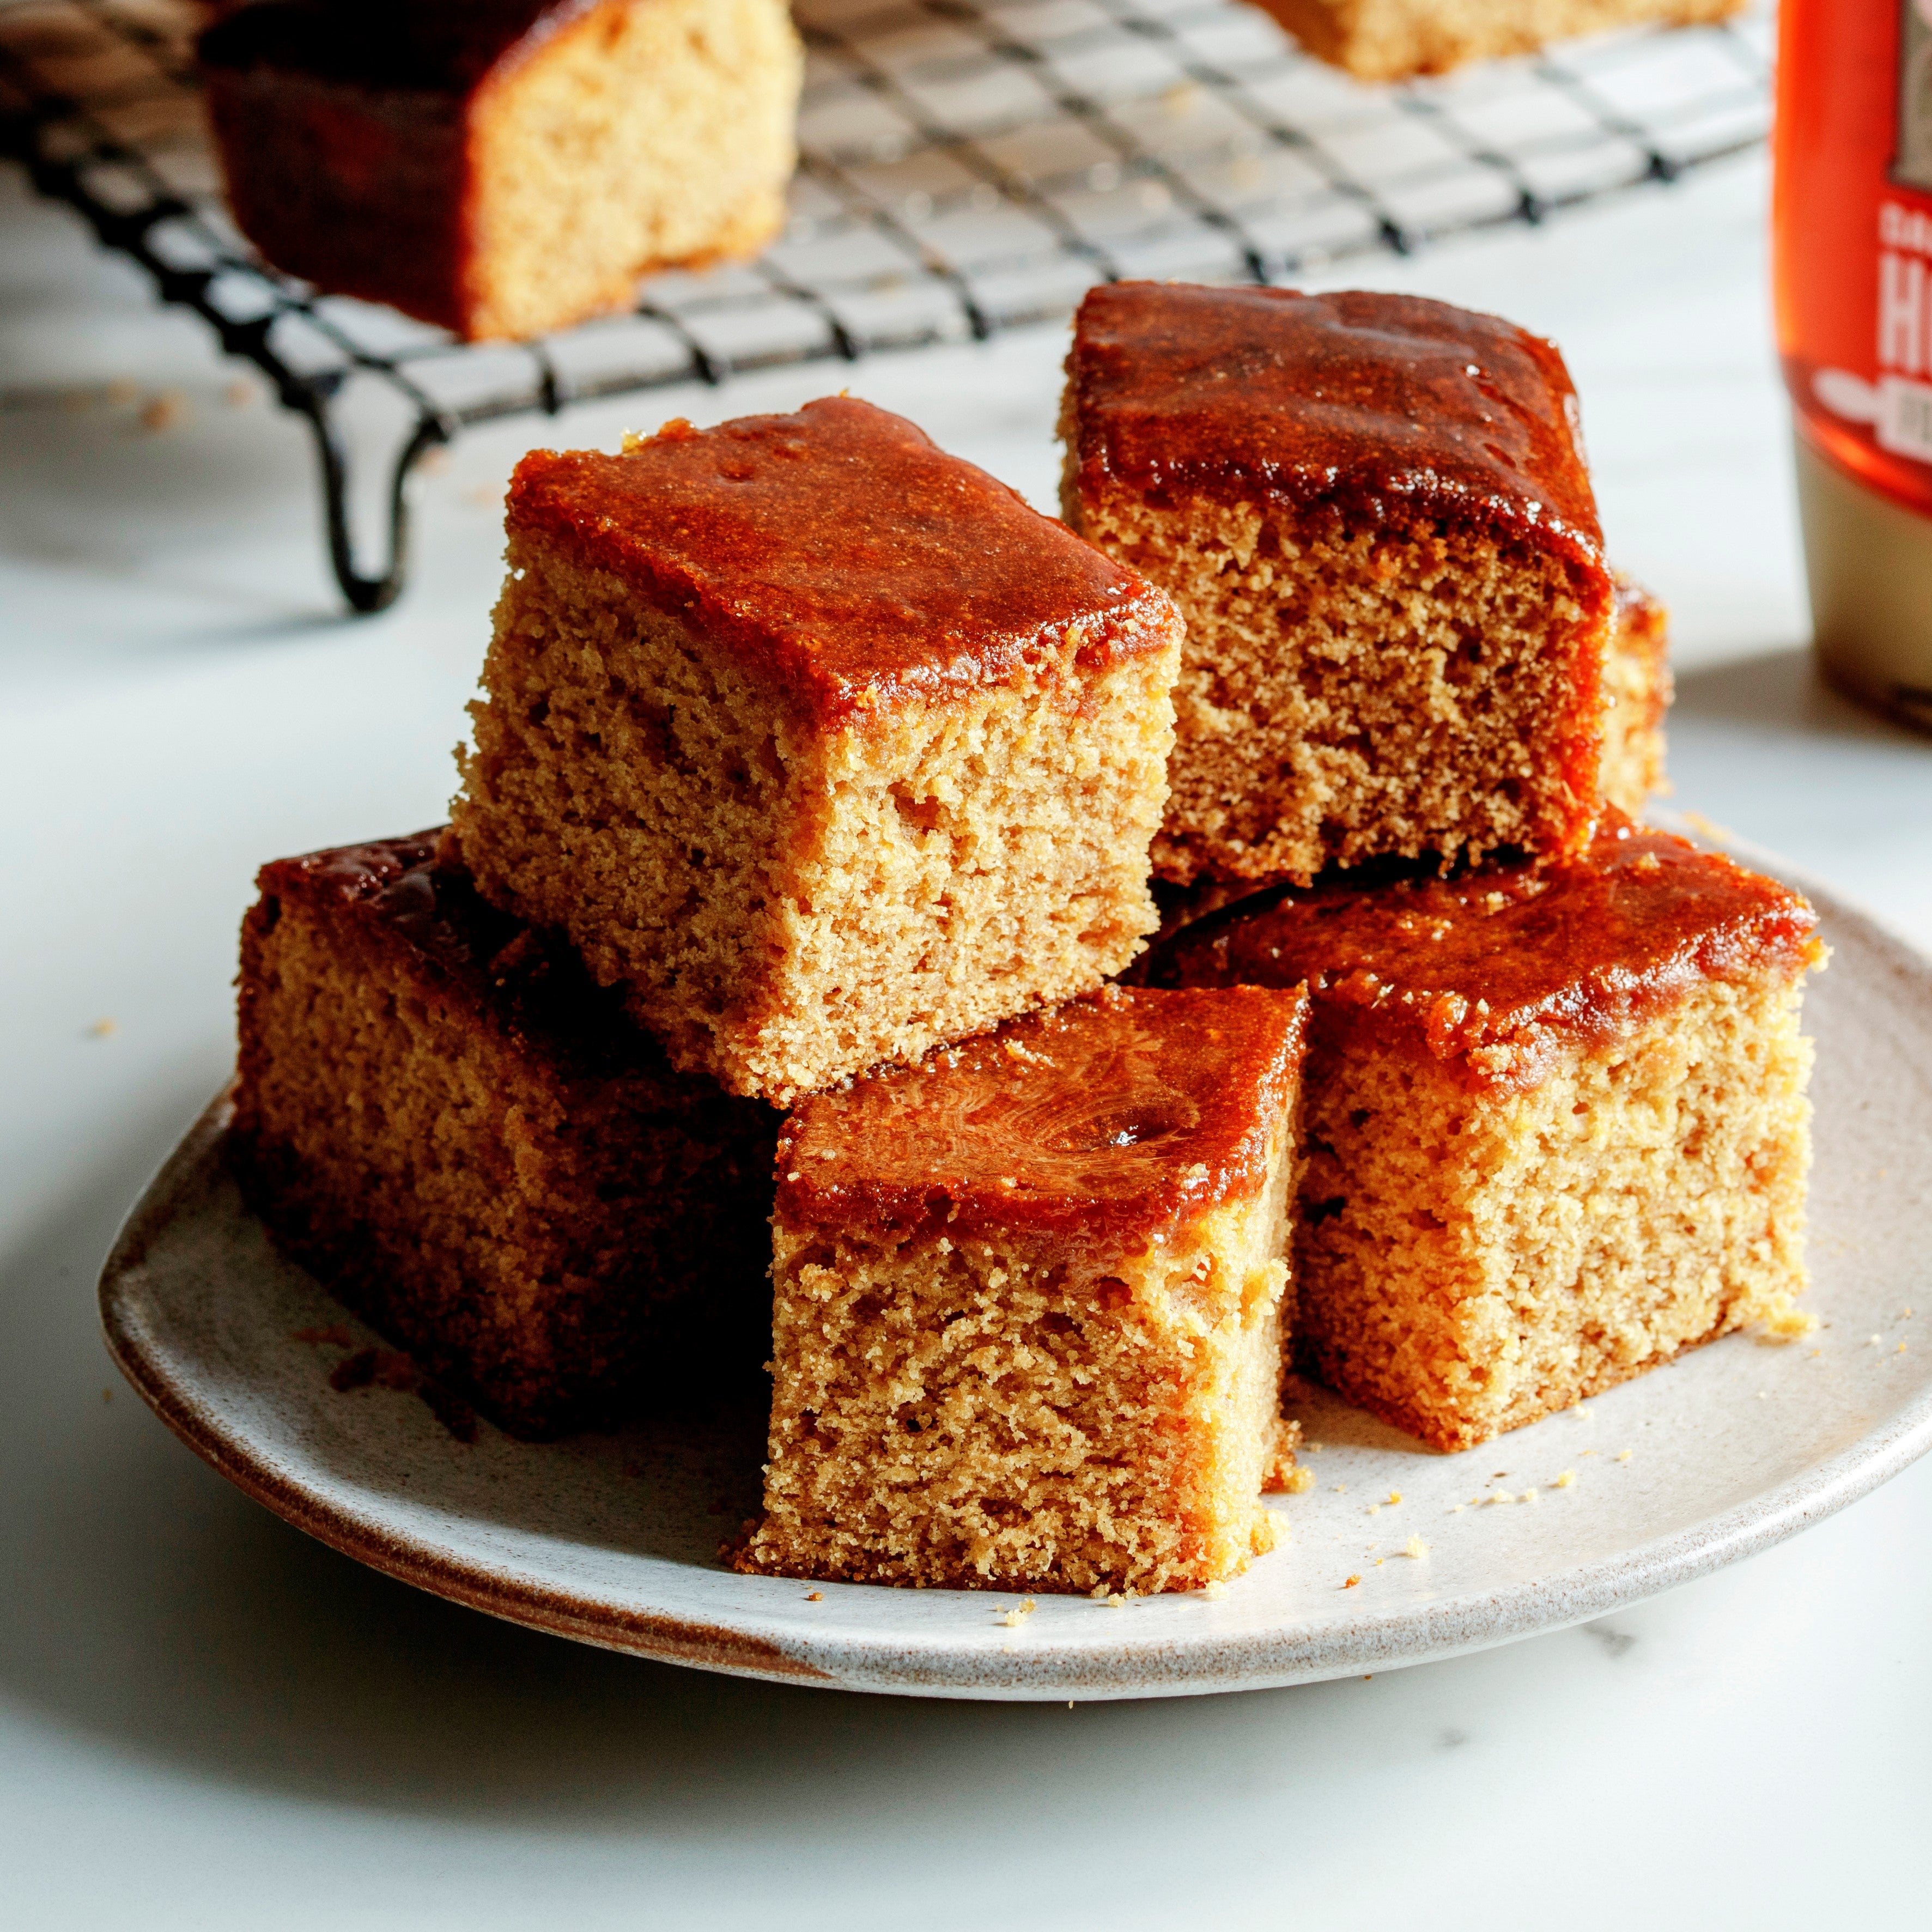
[234,393,1310,1594]
[233,283,1821,1603]
[1063,281,1820,1452]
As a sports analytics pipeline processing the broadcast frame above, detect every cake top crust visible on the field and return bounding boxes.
[253,831,718,1102]
[508,397,1180,726]
[199,0,600,94]
[1140,815,1821,1092]
[1065,282,1606,574]
[775,984,1307,1245]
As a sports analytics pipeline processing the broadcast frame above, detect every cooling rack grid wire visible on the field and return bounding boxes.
[0,0,1771,610]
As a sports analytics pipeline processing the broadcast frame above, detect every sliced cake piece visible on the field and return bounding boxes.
[451,397,1186,1104]
[734,985,1309,1594]
[1254,0,1747,82]
[1062,280,1617,888]
[1601,574,1673,816]
[198,0,801,341]
[230,830,777,1436]
[1140,814,1822,1451]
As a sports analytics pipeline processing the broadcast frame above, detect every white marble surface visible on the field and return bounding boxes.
[3,143,1930,1927]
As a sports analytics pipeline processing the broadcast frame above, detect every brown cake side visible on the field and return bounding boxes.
[1256,0,1749,81]
[231,830,778,1436]
[1062,280,1617,888]
[736,985,1309,1594]
[451,396,1184,1104]
[1601,574,1674,816]
[198,0,801,341]
[1140,814,1822,1450]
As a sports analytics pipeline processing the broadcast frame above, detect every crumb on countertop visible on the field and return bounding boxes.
[139,389,187,433]
[1404,1535,1428,1559]
[1553,1470,1576,1488]
[997,1597,1037,1627]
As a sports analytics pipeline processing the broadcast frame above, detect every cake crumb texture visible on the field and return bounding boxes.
[1293,969,1815,1449]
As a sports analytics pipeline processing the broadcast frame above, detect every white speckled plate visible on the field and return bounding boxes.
[99,836,1932,1700]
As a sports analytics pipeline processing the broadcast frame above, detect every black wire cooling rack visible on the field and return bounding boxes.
[0,0,1771,611]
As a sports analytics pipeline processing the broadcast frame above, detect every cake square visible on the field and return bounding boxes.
[734,985,1309,1594]
[1141,815,1822,1451]
[198,0,801,342]
[231,830,777,1436]
[451,396,1186,1104]
[1253,0,1748,81]
[1061,281,1618,888]
[1601,574,1673,817]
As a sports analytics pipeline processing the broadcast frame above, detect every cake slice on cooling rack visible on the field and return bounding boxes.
[1138,813,1822,1452]
[1253,0,1748,82]
[1062,281,1618,890]
[230,830,778,1436]
[735,985,1309,1595]
[449,397,1186,1105]
[198,0,801,341]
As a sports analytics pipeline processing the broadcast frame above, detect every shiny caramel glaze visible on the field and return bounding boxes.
[1065,282,1607,577]
[251,830,707,1096]
[509,397,1179,726]
[777,984,1307,1244]
[198,0,598,94]
[1138,813,1821,1092]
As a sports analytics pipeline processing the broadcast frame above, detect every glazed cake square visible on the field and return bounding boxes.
[734,985,1309,1594]
[1254,0,1748,82]
[1062,281,1618,887]
[199,0,802,342]
[451,397,1186,1104]
[1142,816,1822,1451]
[230,831,777,1436]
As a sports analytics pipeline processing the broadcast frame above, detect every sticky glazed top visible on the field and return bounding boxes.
[1139,814,1822,1092]
[507,397,1182,727]
[776,984,1308,1246]
[198,0,607,94]
[248,830,714,1098]
[1065,282,1607,576]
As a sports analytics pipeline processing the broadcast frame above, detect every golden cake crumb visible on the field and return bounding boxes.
[1285,1466,1315,1494]
[1616,1450,1633,1462]
[1343,1575,1361,1588]
[1404,1535,1429,1559]
[805,1590,823,1601]
[997,1598,1038,1627]
[1386,1490,1402,1505]
[139,390,186,433]
[1553,1470,1577,1489]
[1202,1581,1229,1600]
[1763,1301,1819,1340]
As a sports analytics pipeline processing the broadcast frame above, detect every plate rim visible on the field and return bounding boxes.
[98,848,1932,1701]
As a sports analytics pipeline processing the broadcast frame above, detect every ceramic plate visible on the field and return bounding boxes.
[99,837,1932,1701]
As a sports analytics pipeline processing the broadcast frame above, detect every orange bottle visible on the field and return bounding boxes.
[1775,0,1932,726]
